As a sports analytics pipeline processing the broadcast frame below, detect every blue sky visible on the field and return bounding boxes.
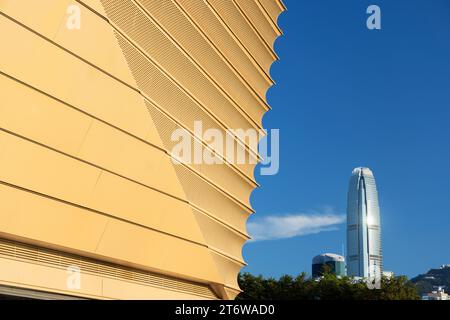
[245,0,450,279]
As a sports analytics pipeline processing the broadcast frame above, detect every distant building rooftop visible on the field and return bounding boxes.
[312,253,345,264]
[422,287,449,301]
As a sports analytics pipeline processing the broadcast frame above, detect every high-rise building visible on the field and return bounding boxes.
[312,253,346,278]
[346,167,382,279]
[0,0,285,299]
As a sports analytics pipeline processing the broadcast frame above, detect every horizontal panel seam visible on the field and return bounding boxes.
[142,96,259,188]
[0,71,257,210]
[105,28,261,163]
[208,246,246,266]
[162,0,271,112]
[0,180,206,248]
[106,23,262,161]
[190,204,250,240]
[0,9,260,186]
[0,11,139,96]
[0,126,254,232]
[194,210,250,242]
[204,0,274,82]
[232,0,279,59]
[64,0,260,182]
[120,0,263,155]
[172,158,254,212]
[256,0,283,34]
[0,240,218,299]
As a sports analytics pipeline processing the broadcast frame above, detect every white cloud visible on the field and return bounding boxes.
[247,212,346,242]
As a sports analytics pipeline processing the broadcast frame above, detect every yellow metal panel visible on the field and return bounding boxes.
[112,31,259,158]
[0,0,71,36]
[0,239,218,299]
[0,255,213,299]
[258,0,286,24]
[207,0,275,73]
[210,251,243,291]
[194,210,246,262]
[0,131,101,207]
[99,0,260,156]
[0,15,152,141]
[175,0,272,102]
[87,172,206,244]
[145,104,255,206]
[234,0,279,47]
[0,184,107,253]
[96,219,222,284]
[101,277,209,300]
[0,181,221,285]
[174,165,251,235]
[79,0,108,17]
[0,129,204,244]
[55,1,139,88]
[0,257,104,298]
[0,74,182,201]
[0,0,285,299]
[0,1,136,87]
[137,0,265,127]
[78,120,185,199]
[0,74,92,155]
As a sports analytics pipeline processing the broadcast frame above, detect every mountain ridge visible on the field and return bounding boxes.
[410,265,450,296]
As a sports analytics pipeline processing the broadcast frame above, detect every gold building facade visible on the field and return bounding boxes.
[0,0,284,300]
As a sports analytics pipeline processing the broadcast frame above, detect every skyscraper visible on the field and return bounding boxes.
[346,167,382,279]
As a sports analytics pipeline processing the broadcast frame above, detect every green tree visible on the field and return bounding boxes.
[237,272,420,300]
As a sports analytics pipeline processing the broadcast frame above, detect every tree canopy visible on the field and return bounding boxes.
[237,271,420,300]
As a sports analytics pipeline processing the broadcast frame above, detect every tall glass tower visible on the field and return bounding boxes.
[346,167,382,279]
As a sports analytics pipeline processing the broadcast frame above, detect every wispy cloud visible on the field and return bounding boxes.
[247,211,345,242]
